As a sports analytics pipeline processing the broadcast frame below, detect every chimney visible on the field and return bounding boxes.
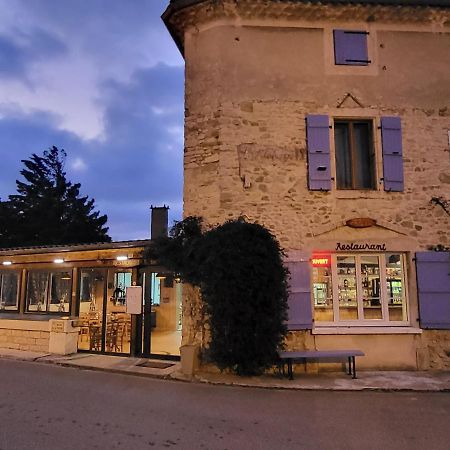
[150,205,169,239]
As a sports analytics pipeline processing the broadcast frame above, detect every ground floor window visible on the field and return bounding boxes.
[312,253,407,325]
[0,271,20,311]
[26,270,72,313]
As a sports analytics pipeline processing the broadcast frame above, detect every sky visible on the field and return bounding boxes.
[0,0,184,241]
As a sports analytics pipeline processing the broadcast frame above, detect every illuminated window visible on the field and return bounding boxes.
[312,253,408,325]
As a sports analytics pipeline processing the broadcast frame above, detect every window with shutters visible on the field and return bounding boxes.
[306,114,404,192]
[333,30,370,66]
[334,120,376,190]
[312,253,409,326]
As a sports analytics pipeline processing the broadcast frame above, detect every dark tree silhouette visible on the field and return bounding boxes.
[0,146,110,247]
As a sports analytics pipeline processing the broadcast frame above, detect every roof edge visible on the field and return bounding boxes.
[162,0,450,56]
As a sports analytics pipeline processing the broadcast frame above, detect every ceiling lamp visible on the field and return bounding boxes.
[2,261,12,266]
[116,255,128,261]
[54,258,64,264]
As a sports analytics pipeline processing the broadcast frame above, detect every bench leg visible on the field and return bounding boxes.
[352,356,357,379]
[288,359,293,380]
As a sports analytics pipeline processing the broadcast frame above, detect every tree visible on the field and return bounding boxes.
[149,216,288,376]
[0,146,110,247]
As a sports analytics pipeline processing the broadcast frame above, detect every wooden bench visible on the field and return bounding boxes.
[278,350,365,380]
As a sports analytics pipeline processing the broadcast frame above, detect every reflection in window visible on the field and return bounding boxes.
[386,253,407,321]
[0,271,20,311]
[27,271,71,313]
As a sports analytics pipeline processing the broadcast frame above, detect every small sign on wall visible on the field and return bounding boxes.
[126,286,143,315]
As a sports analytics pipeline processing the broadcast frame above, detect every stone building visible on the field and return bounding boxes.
[163,0,450,371]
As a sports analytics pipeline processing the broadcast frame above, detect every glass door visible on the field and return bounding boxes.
[77,268,105,352]
[140,270,182,359]
[77,268,132,354]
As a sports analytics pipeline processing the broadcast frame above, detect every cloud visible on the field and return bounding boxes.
[0,1,184,240]
[0,63,184,241]
[0,28,67,82]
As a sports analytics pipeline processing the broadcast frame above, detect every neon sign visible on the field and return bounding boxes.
[311,255,331,267]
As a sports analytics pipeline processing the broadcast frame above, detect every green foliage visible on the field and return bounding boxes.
[149,216,288,376]
[0,146,110,247]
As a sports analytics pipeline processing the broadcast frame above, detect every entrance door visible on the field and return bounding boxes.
[140,270,182,359]
[77,268,132,355]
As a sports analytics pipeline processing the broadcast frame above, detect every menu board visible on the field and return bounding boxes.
[126,286,142,315]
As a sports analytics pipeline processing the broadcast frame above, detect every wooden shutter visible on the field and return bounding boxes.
[333,30,370,65]
[285,253,313,330]
[416,252,450,329]
[381,116,404,192]
[306,114,331,191]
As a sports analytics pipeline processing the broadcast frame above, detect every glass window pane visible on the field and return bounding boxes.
[27,272,49,312]
[106,269,132,354]
[313,265,333,322]
[386,253,407,321]
[78,269,104,352]
[334,122,352,189]
[361,255,382,320]
[337,256,358,320]
[0,272,20,311]
[48,272,71,313]
[353,122,375,189]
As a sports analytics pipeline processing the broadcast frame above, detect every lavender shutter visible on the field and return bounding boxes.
[333,30,369,65]
[381,116,404,192]
[416,252,450,329]
[306,115,331,191]
[285,258,313,330]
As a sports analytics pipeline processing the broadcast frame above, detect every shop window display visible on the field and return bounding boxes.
[313,253,407,325]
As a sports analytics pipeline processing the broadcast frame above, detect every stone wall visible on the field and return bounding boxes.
[0,320,50,352]
[178,1,450,371]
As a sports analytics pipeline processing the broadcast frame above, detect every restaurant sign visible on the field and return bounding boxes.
[336,242,387,251]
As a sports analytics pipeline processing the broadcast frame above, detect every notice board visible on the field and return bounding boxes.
[126,286,143,315]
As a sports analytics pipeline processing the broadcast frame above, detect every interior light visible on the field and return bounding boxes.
[155,273,166,280]
[2,261,12,266]
[116,255,128,261]
[61,272,72,280]
[54,258,64,264]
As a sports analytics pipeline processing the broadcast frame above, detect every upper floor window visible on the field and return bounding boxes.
[333,30,370,66]
[306,114,404,192]
[334,120,376,190]
[0,271,20,311]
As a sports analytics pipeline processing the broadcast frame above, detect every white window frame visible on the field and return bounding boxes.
[313,252,409,327]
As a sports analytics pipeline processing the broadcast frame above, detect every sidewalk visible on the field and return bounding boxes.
[1,347,449,392]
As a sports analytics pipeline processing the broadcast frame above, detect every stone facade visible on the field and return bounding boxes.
[0,320,50,352]
[165,0,450,371]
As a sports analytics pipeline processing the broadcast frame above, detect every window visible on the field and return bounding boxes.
[0,271,20,311]
[333,30,370,66]
[312,253,408,325]
[26,270,71,313]
[334,120,376,190]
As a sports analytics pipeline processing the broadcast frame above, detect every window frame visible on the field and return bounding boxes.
[25,269,72,315]
[333,118,378,191]
[0,270,21,312]
[312,253,409,327]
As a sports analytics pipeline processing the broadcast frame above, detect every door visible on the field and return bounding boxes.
[140,270,182,359]
[77,268,133,355]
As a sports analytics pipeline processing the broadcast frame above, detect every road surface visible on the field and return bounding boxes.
[0,359,449,450]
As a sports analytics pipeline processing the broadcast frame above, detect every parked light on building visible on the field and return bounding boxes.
[116,255,128,261]
[54,258,64,264]
[2,261,12,266]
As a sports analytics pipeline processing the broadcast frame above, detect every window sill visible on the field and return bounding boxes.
[334,190,398,200]
[312,326,422,335]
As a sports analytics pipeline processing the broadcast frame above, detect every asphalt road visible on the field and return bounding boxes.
[0,359,449,450]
